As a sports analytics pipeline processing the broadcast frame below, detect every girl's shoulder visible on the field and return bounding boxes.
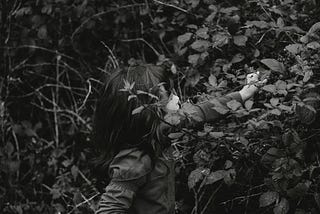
[109,148,153,181]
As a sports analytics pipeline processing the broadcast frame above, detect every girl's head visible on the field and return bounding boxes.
[93,64,172,168]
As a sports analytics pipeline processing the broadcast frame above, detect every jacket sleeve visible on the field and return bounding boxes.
[96,149,152,214]
[192,92,243,122]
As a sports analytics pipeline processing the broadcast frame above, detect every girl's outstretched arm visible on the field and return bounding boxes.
[193,72,266,122]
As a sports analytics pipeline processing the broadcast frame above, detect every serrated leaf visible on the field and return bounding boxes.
[177,33,193,45]
[245,20,269,29]
[270,98,279,106]
[227,100,242,111]
[261,59,285,73]
[188,54,200,65]
[212,32,229,47]
[307,22,320,35]
[285,44,303,55]
[273,198,289,214]
[209,131,224,139]
[213,106,229,115]
[206,170,226,185]
[168,132,184,139]
[259,191,279,207]
[270,109,281,115]
[208,74,217,87]
[307,41,320,49]
[303,70,313,82]
[196,27,209,39]
[188,168,205,189]
[263,84,277,93]
[233,35,247,46]
[231,53,245,64]
[277,17,285,28]
[245,100,253,110]
[191,40,211,52]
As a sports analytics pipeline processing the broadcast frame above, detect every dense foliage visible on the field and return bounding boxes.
[1,0,320,213]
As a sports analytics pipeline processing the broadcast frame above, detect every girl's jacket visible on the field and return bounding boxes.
[96,92,243,214]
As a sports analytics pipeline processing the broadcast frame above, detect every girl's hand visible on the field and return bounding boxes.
[239,71,267,102]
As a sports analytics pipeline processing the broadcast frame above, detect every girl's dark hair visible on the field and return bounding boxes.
[93,64,172,170]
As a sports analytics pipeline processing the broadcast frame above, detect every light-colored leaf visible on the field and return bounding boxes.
[132,106,145,115]
[245,100,253,110]
[168,132,184,139]
[270,98,279,106]
[209,131,225,139]
[259,191,279,207]
[191,40,211,52]
[212,32,230,47]
[233,35,248,46]
[227,100,242,111]
[307,41,320,49]
[273,198,289,214]
[261,59,285,73]
[188,54,200,65]
[285,44,303,55]
[208,74,217,87]
[245,20,269,29]
[231,53,245,64]
[177,32,193,45]
[206,170,226,185]
[196,27,209,39]
[263,84,277,93]
[188,168,205,189]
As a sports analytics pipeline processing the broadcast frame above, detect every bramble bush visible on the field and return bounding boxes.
[1,0,320,213]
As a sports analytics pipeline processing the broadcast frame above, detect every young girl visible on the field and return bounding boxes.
[93,63,265,214]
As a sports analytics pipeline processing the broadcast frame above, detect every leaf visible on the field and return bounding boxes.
[188,168,205,189]
[209,131,225,139]
[259,191,279,207]
[227,100,242,111]
[188,54,200,65]
[132,106,145,115]
[261,59,285,73]
[270,109,281,116]
[263,84,277,93]
[285,44,303,55]
[303,70,313,82]
[245,20,269,29]
[231,53,245,64]
[168,132,184,139]
[307,41,320,49]
[277,17,285,28]
[244,100,253,110]
[270,98,279,106]
[212,32,230,47]
[210,99,230,114]
[177,33,193,45]
[191,40,211,52]
[206,170,226,185]
[225,160,233,169]
[233,35,248,46]
[273,198,289,214]
[208,74,217,87]
[307,22,320,35]
[71,165,78,180]
[196,27,209,39]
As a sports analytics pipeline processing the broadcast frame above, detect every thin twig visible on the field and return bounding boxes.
[4,45,75,60]
[151,0,191,14]
[71,4,146,48]
[77,79,92,112]
[67,193,99,214]
[122,38,161,57]
[100,41,119,68]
